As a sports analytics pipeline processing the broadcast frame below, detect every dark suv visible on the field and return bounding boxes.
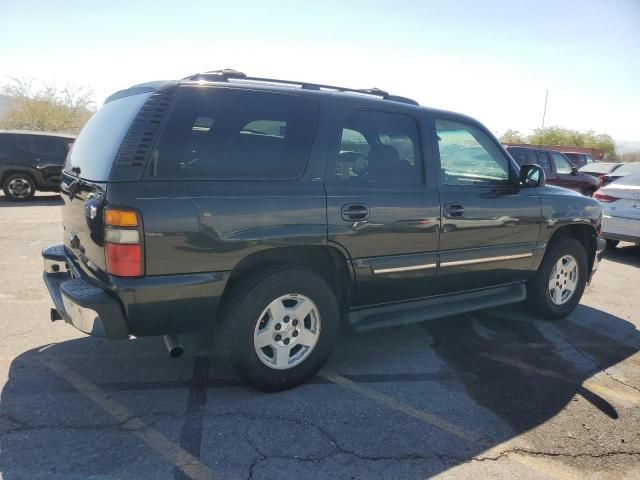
[42,70,605,391]
[505,146,598,196]
[0,130,75,201]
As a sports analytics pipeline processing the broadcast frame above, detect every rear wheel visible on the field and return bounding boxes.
[605,239,619,249]
[3,173,36,201]
[218,267,339,391]
[526,237,588,320]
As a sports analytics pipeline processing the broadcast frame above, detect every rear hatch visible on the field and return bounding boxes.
[60,90,155,279]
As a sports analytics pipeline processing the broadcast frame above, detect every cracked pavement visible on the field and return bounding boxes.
[1,193,640,479]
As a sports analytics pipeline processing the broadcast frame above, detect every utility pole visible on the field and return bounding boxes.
[540,89,549,132]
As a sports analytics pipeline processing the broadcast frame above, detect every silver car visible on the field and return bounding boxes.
[595,172,640,248]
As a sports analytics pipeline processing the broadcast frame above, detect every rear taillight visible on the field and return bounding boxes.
[104,208,143,277]
[593,190,620,203]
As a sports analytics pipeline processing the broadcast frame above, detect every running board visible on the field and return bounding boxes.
[348,283,526,331]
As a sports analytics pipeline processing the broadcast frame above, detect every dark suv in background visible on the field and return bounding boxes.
[505,146,599,196]
[0,130,75,201]
[42,70,605,391]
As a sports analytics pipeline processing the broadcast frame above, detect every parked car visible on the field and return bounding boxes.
[505,146,599,196]
[601,162,640,186]
[579,162,622,181]
[594,172,640,249]
[42,70,605,391]
[562,152,596,169]
[0,130,75,201]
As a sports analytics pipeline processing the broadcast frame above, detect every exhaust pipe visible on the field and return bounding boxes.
[50,308,63,322]
[163,335,184,358]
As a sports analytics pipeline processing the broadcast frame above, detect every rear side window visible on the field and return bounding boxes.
[535,151,553,175]
[65,92,152,181]
[16,135,65,157]
[32,136,66,156]
[0,134,17,155]
[336,110,421,184]
[147,88,318,180]
[508,147,535,166]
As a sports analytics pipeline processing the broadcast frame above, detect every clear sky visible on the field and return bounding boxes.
[2,0,639,140]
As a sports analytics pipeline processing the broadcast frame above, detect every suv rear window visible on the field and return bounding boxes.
[64,92,153,181]
[147,87,318,180]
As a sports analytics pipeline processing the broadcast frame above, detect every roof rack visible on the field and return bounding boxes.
[182,69,419,106]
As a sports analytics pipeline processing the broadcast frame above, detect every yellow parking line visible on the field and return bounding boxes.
[479,352,640,407]
[324,372,580,480]
[323,373,485,443]
[43,356,216,480]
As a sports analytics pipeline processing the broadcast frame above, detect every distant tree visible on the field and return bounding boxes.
[0,78,95,134]
[527,126,615,155]
[620,151,640,163]
[499,129,525,144]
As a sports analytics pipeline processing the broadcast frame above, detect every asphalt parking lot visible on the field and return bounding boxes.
[1,193,639,480]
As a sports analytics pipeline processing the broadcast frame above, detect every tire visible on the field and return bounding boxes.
[218,267,340,392]
[605,239,619,250]
[526,236,588,320]
[2,173,36,201]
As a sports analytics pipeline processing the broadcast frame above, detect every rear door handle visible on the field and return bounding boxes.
[444,204,464,218]
[341,204,369,221]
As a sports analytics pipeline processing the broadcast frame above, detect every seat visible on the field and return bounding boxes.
[366,144,415,183]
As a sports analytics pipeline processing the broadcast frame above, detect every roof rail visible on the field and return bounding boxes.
[182,69,419,106]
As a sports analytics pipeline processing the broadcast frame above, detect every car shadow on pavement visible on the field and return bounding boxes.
[603,244,640,268]
[0,194,63,207]
[1,304,639,479]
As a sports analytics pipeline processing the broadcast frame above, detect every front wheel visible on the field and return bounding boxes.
[3,173,36,201]
[526,237,588,320]
[218,268,339,391]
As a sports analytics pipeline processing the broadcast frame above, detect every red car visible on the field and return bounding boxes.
[506,146,599,196]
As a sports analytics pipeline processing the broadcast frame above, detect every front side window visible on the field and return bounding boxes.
[436,119,510,186]
[552,152,573,174]
[336,110,421,184]
[148,88,318,180]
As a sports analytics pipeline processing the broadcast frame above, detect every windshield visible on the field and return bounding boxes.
[579,163,620,174]
[610,171,640,186]
[612,162,640,176]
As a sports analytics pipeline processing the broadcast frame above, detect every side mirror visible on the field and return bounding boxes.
[519,164,546,187]
[571,166,578,175]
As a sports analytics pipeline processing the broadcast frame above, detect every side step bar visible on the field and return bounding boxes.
[348,283,526,331]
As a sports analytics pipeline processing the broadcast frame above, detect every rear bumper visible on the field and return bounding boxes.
[42,245,129,339]
[42,244,230,338]
[602,215,640,243]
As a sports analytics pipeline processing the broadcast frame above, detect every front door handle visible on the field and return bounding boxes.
[444,204,464,218]
[341,204,369,221]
